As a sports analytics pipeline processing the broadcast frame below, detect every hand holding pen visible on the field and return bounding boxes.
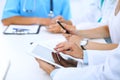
[56,20,70,34]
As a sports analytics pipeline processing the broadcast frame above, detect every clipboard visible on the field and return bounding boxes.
[3,25,41,35]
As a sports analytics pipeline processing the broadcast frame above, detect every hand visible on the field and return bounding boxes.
[52,52,77,67]
[35,58,55,75]
[51,16,65,24]
[50,16,72,25]
[47,23,76,33]
[47,23,65,33]
[65,35,83,46]
[54,41,83,59]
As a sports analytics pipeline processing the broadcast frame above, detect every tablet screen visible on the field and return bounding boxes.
[30,44,64,68]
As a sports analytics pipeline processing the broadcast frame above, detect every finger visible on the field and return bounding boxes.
[62,50,73,57]
[63,34,72,40]
[52,52,61,65]
[35,58,42,62]
[57,54,75,67]
[55,42,65,50]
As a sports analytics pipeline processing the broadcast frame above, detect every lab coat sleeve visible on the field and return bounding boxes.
[52,65,103,80]
[87,50,113,65]
[87,44,120,65]
[2,0,20,19]
[102,44,120,80]
[51,44,120,80]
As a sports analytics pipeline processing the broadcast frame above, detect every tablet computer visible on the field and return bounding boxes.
[29,43,64,68]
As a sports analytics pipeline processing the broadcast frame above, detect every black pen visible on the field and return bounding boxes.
[56,20,70,34]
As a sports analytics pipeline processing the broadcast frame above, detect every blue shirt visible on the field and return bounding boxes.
[2,0,71,20]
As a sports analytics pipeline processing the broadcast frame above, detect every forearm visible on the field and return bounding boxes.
[85,41,118,50]
[2,16,51,26]
[77,25,110,39]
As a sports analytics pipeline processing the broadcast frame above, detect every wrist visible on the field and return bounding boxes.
[80,38,89,50]
[34,18,51,26]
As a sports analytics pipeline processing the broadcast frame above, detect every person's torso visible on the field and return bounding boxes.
[108,1,120,43]
[19,0,65,18]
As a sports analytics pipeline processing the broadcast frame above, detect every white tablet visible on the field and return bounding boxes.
[29,43,64,68]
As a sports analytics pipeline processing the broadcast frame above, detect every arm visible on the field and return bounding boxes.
[84,41,118,50]
[77,25,110,39]
[35,58,55,75]
[2,16,51,26]
[63,35,118,50]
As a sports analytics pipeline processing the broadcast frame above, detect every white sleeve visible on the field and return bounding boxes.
[102,44,120,80]
[52,44,120,80]
[52,65,103,80]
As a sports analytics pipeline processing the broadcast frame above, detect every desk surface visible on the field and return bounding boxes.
[0,23,106,80]
[0,23,66,80]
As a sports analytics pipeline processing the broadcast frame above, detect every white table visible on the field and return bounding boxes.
[0,22,106,80]
[0,23,66,80]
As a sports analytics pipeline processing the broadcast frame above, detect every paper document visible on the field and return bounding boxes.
[3,25,41,35]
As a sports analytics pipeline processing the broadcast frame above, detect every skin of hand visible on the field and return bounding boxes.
[54,41,83,59]
[47,23,76,33]
[35,58,55,75]
[46,16,75,33]
[52,52,77,67]
[50,16,72,25]
[63,34,83,44]
[47,23,65,33]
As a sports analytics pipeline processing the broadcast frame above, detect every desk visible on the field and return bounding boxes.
[0,22,106,80]
[0,23,66,80]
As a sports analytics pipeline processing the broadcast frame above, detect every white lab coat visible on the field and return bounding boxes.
[52,44,120,80]
[101,0,117,24]
[51,1,120,80]
[108,0,120,43]
[71,0,117,26]
[71,0,101,25]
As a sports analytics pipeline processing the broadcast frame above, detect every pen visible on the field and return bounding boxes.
[56,20,70,34]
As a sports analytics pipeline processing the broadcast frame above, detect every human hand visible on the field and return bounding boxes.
[54,41,83,59]
[35,58,55,75]
[47,23,65,33]
[63,34,83,45]
[52,52,77,67]
[50,16,65,24]
[47,23,76,33]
